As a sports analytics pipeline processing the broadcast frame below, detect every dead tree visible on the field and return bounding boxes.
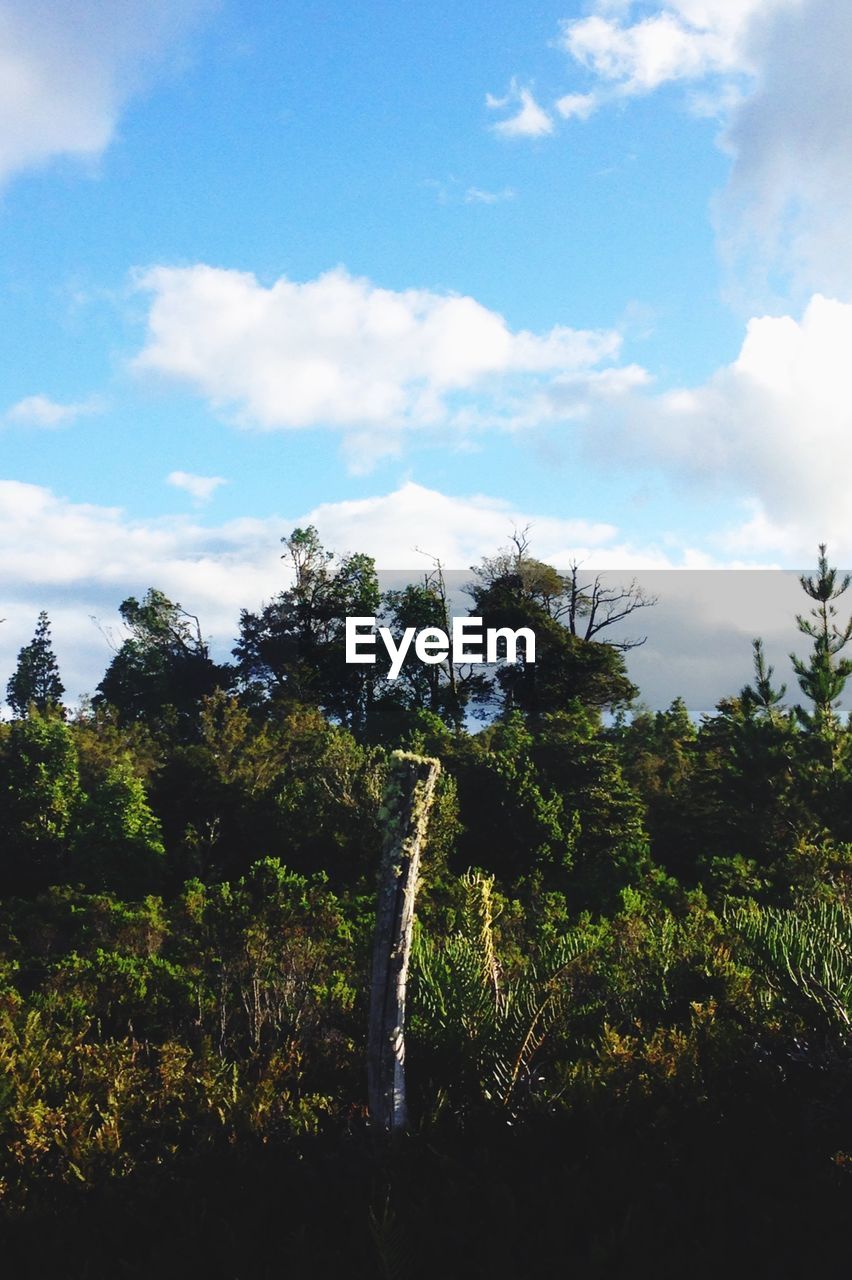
[560,560,657,651]
[367,750,441,1135]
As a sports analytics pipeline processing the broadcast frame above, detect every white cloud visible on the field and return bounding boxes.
[4,393,102,427]
[487,83,554,138]
[554,92,599,121]
[302,481,622,568]
[0,479,285,699]
[546,1,852,295]
[133,264,625,448]
[562,9,744,95]
[0,0,208,186]
[559,1,790,99]
[720,0,852,297]
[583,293,852,558]
[167,470,226,503]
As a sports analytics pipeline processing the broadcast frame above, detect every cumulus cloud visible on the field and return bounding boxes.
[302,481,623,568]
[133,264,625,448]
[4,393,103,427]
[167,470,226,503]
[542,0,852,294]
[560,3,763,96]
[557,1,797,103]
[584,293,852,558]
[486,83,554,138]
[0,0,209,186]
[0,478,284,699]
[489,1,778,133]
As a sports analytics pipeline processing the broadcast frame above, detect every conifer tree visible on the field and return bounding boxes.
[741,638,787,722]
[6,611,65,716]
[790,545,852,732]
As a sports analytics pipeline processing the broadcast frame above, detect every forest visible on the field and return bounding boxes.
[1,532,851,1278]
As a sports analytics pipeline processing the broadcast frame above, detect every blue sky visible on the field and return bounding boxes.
[1,0,851,700]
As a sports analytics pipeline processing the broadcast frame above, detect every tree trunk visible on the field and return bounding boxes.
[367,750,440,1135]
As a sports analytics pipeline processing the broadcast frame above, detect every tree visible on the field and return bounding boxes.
[72,761,165,897]
[377,557,487,734]
[6,611,65,716]
[95,589,228,733]
[561,560,656,651]
[790,544,852,734]
[0,711,81,893]
[469,533,639,719]
[235,526,381,732]
[741,638,787,722]
[473,529,656,650]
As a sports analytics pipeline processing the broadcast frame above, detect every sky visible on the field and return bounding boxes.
[2,0,851,705]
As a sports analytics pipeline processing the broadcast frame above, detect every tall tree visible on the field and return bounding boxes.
[235,526,381,732]
[469,533,639,719]
[741,638,787,723]
[790,544,852,733]
[378,558,487,733]
[95,589,228,733]
[6,611,65,716]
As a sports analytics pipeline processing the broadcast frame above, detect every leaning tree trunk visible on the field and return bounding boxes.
[367,750,441,1135]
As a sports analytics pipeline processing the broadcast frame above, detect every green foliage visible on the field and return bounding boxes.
[730,899,852,1034]
[5,612,65,717]
[790,543,852,735]
[95,589,229,734]
[3,530,852,1271]
[411,871,589,1114]
[0,712,82,894]
[234,526,381,731]
[72,763,165,897]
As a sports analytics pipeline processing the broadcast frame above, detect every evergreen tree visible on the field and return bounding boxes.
[790,544,852,733]
[741,638,787,722]
[6,611,65,716]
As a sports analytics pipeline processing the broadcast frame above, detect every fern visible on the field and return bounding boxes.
[729,900,852,1033]
[412,871,587,1111]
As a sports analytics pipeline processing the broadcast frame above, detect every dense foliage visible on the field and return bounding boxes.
[1,537,852,1277]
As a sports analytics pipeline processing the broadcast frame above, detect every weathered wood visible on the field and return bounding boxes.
[367,750,441,1135]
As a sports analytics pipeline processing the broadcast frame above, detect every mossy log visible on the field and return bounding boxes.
[367,750,441,1134]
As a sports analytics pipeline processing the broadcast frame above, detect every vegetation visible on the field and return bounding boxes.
[1,536,851,1277]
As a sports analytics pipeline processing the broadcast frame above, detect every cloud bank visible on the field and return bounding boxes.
[129,256,852,547]
[721,0,852,297]
[0,477,705,703]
